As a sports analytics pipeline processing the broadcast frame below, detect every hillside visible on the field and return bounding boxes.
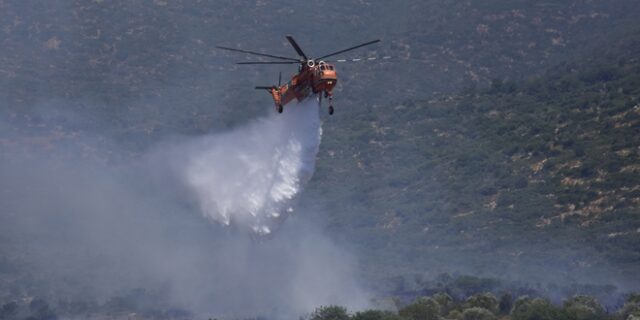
[2,1,640,144]
[1,1,640,318]
[305,29,640,291]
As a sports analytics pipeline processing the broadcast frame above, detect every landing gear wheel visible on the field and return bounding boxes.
[277,105,283,113]
[328,106,334,115]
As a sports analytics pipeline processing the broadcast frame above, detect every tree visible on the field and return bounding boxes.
[1,302,19,319]
[446,310,463,320]
[464,293,499,314]
[432,292,455,315]
[310,305,350,320]
[510,297,563,320]
[352,310,402,320]
[562,295,605,320]
[27,299,57,320]
[398,297,440,320]
[498,293,513,315]
[461,307,497,320]
[618,294,640,320]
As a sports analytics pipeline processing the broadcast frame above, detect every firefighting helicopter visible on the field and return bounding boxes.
[216,35,383,115]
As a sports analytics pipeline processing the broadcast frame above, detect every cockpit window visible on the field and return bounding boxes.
[320,65,325,70]
[329,66,334,70]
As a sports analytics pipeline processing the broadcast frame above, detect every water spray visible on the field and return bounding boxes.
[182,98,322,235]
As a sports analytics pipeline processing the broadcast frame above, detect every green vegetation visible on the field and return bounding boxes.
[306,293,640,320]
[398,297,440,320]
[2,291,637,320]
[311,306,351,320]
[0,289,191,320]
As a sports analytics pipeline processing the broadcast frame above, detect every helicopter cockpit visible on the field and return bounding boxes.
[317,62,337,80]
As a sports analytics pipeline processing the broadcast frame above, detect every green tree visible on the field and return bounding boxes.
[562,295,606,320]
[398,297,441,320]
[510,297,563,320]
[464,293,499,314]
[310,305,350,320]
[446,310,463,320]
[432,292,455,315]
[461,307,497,320]
[27,299,57,320]
[352,309,402,320]
[618,294,640,320]
[498,293,513,315]
[1,301,19,319]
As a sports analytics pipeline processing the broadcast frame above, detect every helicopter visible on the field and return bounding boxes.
[216,35,382,115]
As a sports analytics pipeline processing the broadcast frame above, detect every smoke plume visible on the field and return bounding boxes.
[0,98,370,319]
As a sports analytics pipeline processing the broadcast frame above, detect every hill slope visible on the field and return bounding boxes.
[304,30,640,290]
[2,1,640,141]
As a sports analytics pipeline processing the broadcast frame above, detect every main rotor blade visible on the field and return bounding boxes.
[216,46,300,62]
[327,55,392,63]
[316,39,381,61]
[286,35,308,60]
[236,61,299,65]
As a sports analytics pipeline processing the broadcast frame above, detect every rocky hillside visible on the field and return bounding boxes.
[305,28,640,290]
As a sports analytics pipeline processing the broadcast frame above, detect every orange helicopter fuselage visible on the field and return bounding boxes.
[268,63,337,109]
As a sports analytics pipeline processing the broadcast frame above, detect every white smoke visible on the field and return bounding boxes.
[180,98,322,235]
[0,97,373,318]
